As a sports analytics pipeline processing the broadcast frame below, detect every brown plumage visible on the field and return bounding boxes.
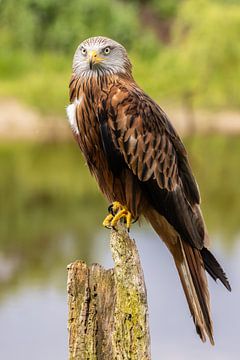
[67,36,231,344]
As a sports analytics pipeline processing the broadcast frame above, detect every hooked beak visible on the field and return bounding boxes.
[88,50,104,70]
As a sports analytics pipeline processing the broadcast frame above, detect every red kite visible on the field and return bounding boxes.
[67,36,231,344]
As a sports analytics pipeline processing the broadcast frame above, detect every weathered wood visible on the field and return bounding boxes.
[67,224,151,360]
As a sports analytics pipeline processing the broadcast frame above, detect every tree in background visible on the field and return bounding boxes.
[0,0,157,53]
[156,0,240,130]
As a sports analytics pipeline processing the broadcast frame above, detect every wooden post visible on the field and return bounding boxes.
[67,224,151,360]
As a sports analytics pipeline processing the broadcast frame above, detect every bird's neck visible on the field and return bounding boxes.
[69,71,134,102]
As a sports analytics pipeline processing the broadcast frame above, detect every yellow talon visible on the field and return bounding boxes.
[102,213,114,228]
[125,211,132,230]
[111,209,128,228]
[102,201,133,231]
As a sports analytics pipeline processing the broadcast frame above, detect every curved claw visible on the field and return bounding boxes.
[132,216,139,224]
[103,201,135,231]
[102,213,114,229]
[107,204,114,215]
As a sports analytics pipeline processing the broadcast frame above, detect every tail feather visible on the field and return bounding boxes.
[177,240,214,344]
[152,234,231,345]
[145,208,215,344]
[201,247,231,291]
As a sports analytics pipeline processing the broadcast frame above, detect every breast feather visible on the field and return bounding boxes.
[66,98,82,135]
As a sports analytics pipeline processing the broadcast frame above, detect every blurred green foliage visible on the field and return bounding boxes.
[151,0,180,19]
[0,0,140,52]
[0,0,240,112]
[157,0,240,108]
[0,51,70,113]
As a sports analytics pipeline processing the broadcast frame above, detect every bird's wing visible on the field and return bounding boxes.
[97,80,231,345]
[98,81,204,249]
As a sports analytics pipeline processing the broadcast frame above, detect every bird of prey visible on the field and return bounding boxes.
[67,36,231,344]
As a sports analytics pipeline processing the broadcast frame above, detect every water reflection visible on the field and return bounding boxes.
[0,136,239,359]
[0,142,106,299]
[0,287,68,360]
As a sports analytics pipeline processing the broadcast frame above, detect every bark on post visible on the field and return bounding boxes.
[67,224,151,360]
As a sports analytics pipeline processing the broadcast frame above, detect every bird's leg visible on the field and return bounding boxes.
[102,201,134,232]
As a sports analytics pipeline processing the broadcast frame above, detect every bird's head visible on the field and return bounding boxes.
[72,36,132,78]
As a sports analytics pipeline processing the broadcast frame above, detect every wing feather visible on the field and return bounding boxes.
[99,81,205,249]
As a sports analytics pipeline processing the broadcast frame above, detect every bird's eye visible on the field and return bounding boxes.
[103,47,111,55]
[81,47,87,56]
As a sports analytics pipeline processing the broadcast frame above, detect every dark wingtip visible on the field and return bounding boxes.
[201,247,231,292]
[217,275,232,292]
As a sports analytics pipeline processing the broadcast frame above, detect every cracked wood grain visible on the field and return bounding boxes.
[67,224,151,360]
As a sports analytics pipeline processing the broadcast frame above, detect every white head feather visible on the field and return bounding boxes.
[72,36,132,77]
